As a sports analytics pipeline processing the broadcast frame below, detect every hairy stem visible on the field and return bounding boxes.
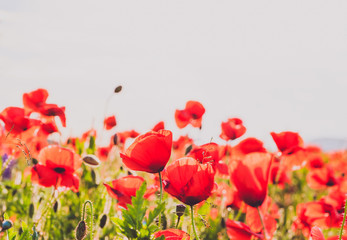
[191,205,200,240]
[257,207,266,239]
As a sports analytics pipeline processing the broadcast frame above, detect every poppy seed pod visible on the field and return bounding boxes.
[175,204,186,217]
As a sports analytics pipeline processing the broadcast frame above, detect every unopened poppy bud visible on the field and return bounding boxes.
[185,145,193,155]
[82,155,100,167]
[155,214,167,229]
[29,203,34,218]
[175,204,186,217]
[75,220,87,240]
[99,214,107,228]
[53,201,58,213]
[114,85,122,93]
[221,218,226,228]
[2,220,13,231]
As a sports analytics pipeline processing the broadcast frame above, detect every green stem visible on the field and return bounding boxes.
[176,216,181,228]
[82,200,94,240]
[234,203,244,221]
[191,205,200,240]
[257,207,266,239]
[158,171,163,228]
[339,198,347,240]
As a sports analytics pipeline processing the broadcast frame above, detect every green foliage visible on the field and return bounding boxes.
[111,182,165,240]
[86,136,96,155]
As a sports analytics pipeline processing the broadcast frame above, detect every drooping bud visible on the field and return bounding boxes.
[114,85,122,93]
[29,203,34,218]
[1,220,13,231]
[53,201,58,213]
[75,220,87,240]
[82,155,100,167]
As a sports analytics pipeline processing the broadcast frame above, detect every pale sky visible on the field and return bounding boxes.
[0,1,347,149]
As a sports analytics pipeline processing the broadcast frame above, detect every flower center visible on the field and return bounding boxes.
[54,167,66,173]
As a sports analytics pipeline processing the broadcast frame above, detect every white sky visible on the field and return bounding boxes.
[0,1,347,149]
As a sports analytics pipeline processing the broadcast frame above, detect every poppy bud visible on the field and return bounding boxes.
[184,145,193,155]
[1,220,13,231]
[75,220,87,240]
[29,203,34,218]
[156,214,167,229]
[221,218,226,228]
[82,155,100,167]
[99,214,107,228]
[175,204,186,217]
[114,85,122,93]
[53,201,58,213]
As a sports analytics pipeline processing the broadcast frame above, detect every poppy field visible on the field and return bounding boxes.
[0,88,347,240]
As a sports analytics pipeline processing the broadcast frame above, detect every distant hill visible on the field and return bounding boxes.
[308,138,347,152]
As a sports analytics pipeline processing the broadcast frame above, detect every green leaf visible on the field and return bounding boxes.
[147,201,165,226]
[86,136,96,154]
[75,138,84,155]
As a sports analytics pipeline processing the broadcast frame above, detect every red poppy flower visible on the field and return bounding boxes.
[152,121,165,132]
[39,104,66,127]
[220,118,246,141]
[188,142,220,165]
[114,130,140,145]
[213,182,242,210]
[310,226,325,240]
[104,176,157,209]
[231,137,267,157]
[120,129,172,173]
[97,145,112,161]
[31,145,82,192]
[245,196,279,239]
[226,219,263,240]
[175,101,205,129]
[270,160,291,188]
[23,88,49,113]
[231,152,273,208]
[270,131,303,154]
[271,131,307,171]
[293,201,342,237]
[172,135,194,159]
[163,157,215,206]
[154,229,190,240]
[306,165,339,190]
[81,128,97,141]
[0,107,41,135]
[104,115,117,130]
